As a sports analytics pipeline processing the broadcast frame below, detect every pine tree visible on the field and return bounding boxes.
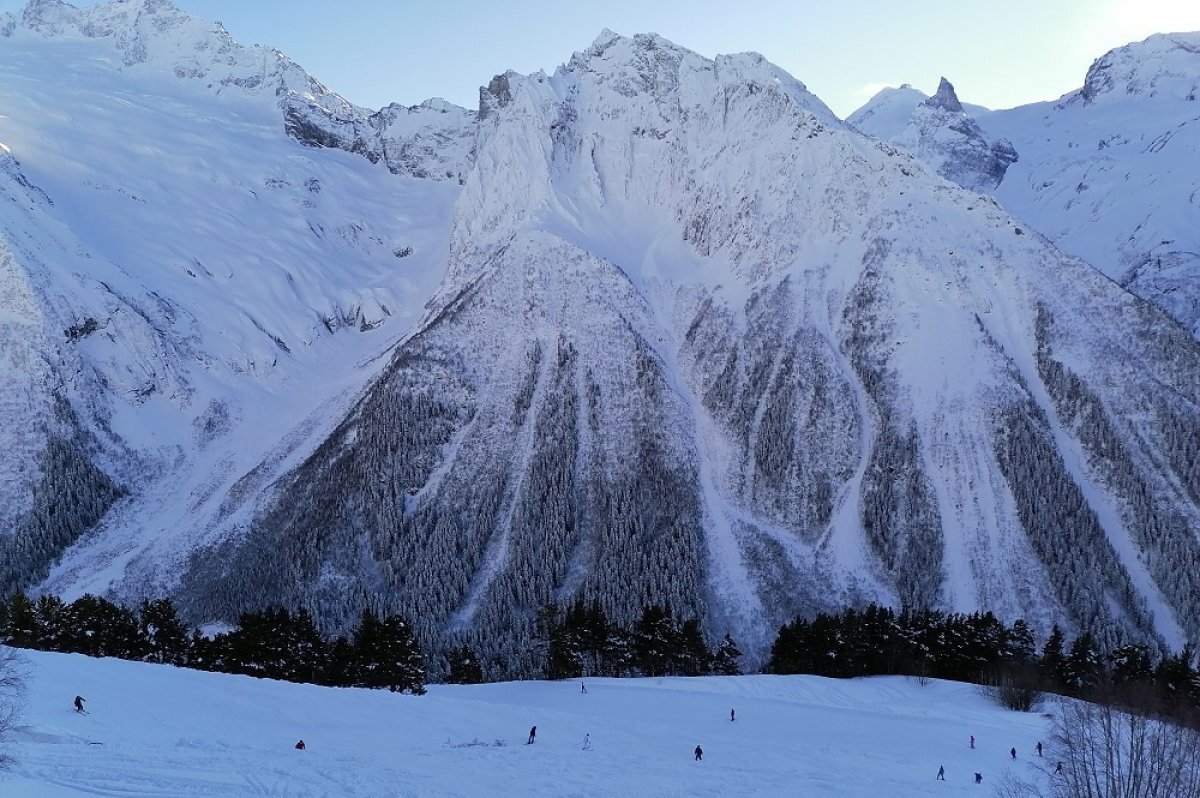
[139,598,190,665]
[1061,632,1103,694]
[446,646,484,684]
[2,593,37,648]
[1040,624,1066,689]
[350,609,426,694]
[632,605,676,677]
[675,618,711,676]
[711,633,743,675]
[62,595,144,659]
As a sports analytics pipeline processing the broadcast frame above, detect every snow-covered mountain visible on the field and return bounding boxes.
[2,1,1199,676]
[848,78,1015,192]
[851,33,1200,338]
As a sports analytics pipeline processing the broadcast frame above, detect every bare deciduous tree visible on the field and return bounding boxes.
[1000,695,1200,798]
[0,645,26,770]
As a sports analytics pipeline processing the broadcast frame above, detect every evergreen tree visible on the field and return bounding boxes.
[62,595,144,659]
[139,598,190,665]
[350,609,426,694]
[675,618,711,676]
[1005,619,1036,663]
[3,593,37,648]
[632,605,677,677]
[1039,624,1066,689]
[33,594,67,651]
[222,608,326,683]
[711,633,743,676]
[446,646,484,684]
[1061,631,1103,694]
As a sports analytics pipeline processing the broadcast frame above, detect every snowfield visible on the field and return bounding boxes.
[2,649,1055,797]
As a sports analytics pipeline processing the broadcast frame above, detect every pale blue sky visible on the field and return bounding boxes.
[4,0,1200,116]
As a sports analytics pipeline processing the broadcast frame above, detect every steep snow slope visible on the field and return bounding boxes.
[851,33,1200,338]
[182,30,1200,672]
[982,33,1200,337]
[0,0,466,596]
[3,649,1056,797]
[3,4,1199,676]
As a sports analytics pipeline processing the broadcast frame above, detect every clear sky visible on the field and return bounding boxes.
[4,0,1200,116]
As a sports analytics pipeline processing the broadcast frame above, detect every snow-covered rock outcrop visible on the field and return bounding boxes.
[851,77,1017,192]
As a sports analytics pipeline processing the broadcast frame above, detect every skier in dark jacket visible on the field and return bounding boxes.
[295,740,305,750]
[694,745,703,761]
[937,765,945,780]
[730,708,735,722]
[527,725,537,745]
[1036,741,1043,757]
[975,772,983,784]
[1010,747,1017,759]
[73,695,86,713]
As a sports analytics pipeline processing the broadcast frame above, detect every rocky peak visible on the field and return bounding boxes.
[926,77,963,112]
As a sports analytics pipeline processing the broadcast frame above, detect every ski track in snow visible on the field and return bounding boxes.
[3,649,1058,797]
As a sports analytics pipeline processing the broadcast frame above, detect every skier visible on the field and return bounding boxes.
[937,765,945,780]
[1054,762,1063,775]
[73,695,86,713]
[730,708,735,722]
[969,734,975,749]
[527,725,537,745]
[974,772,983,784]
[581,733,591,751]
[295,740,305,750]
[581,682,587,694]
[694,745,703,762]
[1036,741,1043,757]
[1010,746,1017,760]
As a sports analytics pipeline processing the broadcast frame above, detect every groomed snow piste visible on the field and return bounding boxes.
[2,649,1056,796]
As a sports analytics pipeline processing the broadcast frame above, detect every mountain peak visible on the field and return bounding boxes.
[926,77,963,112]
[1080,32,1200,103]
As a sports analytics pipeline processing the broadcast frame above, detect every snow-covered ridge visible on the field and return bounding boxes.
[2,0,476,181]
[1076,32,1200,104]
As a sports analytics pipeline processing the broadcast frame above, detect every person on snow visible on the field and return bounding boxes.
[694,745,703,762]
[295,740,306,750]
[581,682,587,694]
[969,734,975,749]
[581,733,591,751]
[73,695,86,713]
[1036,741,1043,757]
[1010,747,1017,760]
[974,772,983,784]
[730,708,735,722]
[1054,762,1063,775]
[527,725,537,745]
[937,765,945,781]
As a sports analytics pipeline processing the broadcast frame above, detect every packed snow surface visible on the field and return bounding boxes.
[2,649,1057,796]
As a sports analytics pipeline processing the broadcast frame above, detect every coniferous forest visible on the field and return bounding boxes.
[3,590,1199,733]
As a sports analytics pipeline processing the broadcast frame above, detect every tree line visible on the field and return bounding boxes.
[769,604,1200,726]
[535,600,743,679]
[0,593,426,694]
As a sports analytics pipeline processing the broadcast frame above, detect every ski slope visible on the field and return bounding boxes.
[2,649,1056,796]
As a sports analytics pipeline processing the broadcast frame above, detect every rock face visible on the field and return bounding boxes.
[852,77,1017,192]
[3,6,1200,676]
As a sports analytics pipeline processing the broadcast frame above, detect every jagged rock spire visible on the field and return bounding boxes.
[926,77,963,113]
